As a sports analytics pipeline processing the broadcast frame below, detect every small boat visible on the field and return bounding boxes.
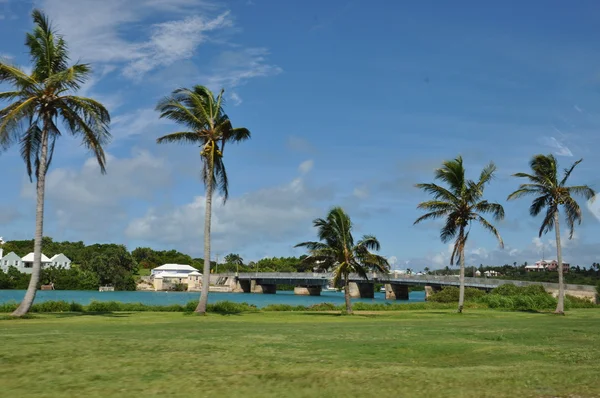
[99,286,114,292]
[324,285,337,291]
[380,286,386,292]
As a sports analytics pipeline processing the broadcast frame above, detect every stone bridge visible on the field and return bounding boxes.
[210,272,598,302]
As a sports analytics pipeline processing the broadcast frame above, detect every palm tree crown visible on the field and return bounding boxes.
[414,156,505,264]
[507,154,595,238]
[155,85,250,202]
[0,9,110,178]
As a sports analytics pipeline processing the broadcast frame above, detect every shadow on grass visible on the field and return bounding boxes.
[2,312,133,320]
[52,311,133,318]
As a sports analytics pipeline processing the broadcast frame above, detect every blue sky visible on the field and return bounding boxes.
[1,0,600,269]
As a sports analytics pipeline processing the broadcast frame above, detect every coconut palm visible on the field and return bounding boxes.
[295,206,389,314]
[224,253,244,273]
[414,156,504,313]
[507,154,594,314]
[0,10,111,317]
[156,85,250,314]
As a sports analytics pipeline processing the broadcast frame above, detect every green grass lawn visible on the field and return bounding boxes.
[1,309,599,397]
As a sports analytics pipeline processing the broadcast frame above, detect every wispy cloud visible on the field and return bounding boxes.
[203,48,282,89]
[229,92,242,106]
[540,136,573,157]
[298,159,314,174]
[123,12,233,79]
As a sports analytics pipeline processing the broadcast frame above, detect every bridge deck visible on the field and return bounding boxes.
[216,272,596,292]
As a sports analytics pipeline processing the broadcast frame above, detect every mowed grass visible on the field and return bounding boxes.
[1,310,599,398]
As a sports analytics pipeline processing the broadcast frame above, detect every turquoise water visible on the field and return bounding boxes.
[0,290,425,308]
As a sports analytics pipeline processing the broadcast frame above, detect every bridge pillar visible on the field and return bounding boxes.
[251,280,276,294]
[424,285,442,300]
[294,286,322,296]
[385,284,409,300]
[349,282,374,298]
[232,278,249,293]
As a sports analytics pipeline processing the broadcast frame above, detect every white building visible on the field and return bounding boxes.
[0,252,71,274]
[151,264,202,291]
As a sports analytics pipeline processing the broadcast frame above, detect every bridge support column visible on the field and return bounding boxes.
[294,286,322,296]
[251,280,276,294]
[349,282,374,298]
[231,278,248,293]
[424,285,442,300]
[385,284,409,300]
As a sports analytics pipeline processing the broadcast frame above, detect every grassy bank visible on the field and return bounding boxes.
[1,310,600,397]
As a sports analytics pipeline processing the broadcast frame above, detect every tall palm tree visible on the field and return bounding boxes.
[224,253,244,274]
[295,206,389,314]
[414,156,504,313]
[156,85,250,315]
[0,10,110,317]
[507,154,594,314]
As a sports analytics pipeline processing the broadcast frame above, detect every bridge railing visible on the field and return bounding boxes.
[213,272,597,291]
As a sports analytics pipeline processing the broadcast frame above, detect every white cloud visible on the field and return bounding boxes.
[122,12,233,79]
[298,159,314,174]
[540,136,573,157]
[353,186,369,199]
[111,108,172,140]
[39,0,250,81]
[229,92,242,106]
[21,150,171,237]
[202,48,282,90]
[126,162,331,255]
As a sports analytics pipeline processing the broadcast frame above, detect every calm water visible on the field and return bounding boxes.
[0,290,425,308]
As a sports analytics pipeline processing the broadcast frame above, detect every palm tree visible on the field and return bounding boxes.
[0,10,110,317]
[507,154,594,314]
[156,85,250,315]
[224,253,244,274]
[295,206,389,314]
[414,156,504,313]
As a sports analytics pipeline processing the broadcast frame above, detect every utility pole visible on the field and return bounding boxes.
[215,252,219,274]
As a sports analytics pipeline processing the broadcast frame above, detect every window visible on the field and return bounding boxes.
[24,262,32,268]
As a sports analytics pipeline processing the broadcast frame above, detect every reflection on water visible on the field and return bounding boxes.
[0,290,426,308]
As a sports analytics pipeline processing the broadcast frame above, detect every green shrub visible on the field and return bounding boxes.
[427,286,485,303]
[263,304,308,311]
[307,302,339,311]
[206,301,257,314]
[87,300,122,312]
[565,295,597,309]
[491,284,521,296]
[0,302,18,313]
[31,300,72,313]
[69,302,84,312]
[478,293,557,312]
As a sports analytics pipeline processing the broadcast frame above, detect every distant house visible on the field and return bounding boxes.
[0,252,71,274]
[151,264,202,291]
[525,259,569,273]
[49,253,72,269]
[0,252,22,273]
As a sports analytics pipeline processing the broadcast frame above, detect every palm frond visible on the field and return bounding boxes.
[415,183,458,203]
[156,132,201,145]
[476,215,504,248]
[562,196,582,239]
[474,201,505,221]
[413,209,449,225]
[567,185,595,201]
[538,207,556,237]
[356,235,381,251]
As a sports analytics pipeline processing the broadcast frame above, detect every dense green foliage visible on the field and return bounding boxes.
[1,238,137,290]
[426,286,486,303]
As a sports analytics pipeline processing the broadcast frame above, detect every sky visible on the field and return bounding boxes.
[1,0,600,270]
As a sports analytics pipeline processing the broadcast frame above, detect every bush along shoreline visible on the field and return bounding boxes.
[0,287,596,316]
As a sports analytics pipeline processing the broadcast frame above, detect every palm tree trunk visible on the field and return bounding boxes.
[12,124,49,317]
[195,161,214,314]
[554,210,565,315]
[344,276,352,315]
[458,236,466,314]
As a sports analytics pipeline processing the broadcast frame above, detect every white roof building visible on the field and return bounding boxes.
[0,252,71,274]
[151,264,201,278]
[21,252,51,263]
